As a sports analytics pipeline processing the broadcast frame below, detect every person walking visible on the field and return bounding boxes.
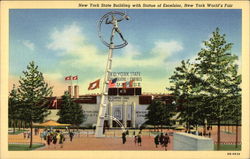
[134,135,137,145]
[208,131,211,138]
[43,130,47,141]
[163,133,170,151]
[159,133,164,146]
[154,134,160,148]
[23,132,26,139]
[59,132,65,148]
[27,131,31,138]
[122,132,126,144]
[47,133,52,148]
[52,133,58,149]
[69,131,74,142]
[137,133,142,146]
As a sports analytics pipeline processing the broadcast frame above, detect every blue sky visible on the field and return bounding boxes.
[9,9,242,95]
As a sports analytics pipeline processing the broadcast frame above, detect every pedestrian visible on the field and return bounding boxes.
[163,133,170,151]
[126,130,129,135]
[154,134,159,148]
[59,132,65,148]
[47,133,52,147]
[23,132,26,139]
[134,135,137,145]
[159,133,164,146]
[69,131,74,142]
[137,133,142,146]
[122,132,126,144]
[208,131,211,138]
[52,133,58,149]
[40,132,43,141]
[195,130,199,135]
[43,130,47,141]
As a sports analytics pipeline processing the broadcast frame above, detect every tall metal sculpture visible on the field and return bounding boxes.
[95,11,129,137]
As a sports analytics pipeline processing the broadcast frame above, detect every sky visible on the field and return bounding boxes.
[9,9,242,96]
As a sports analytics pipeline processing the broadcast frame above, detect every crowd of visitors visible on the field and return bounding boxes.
[154,133,170,150]
[122,130,143,146]
[41,129,66,148]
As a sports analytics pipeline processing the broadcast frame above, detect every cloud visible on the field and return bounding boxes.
[22,40,35,50]
[47,22,183,69]
[152,41,183,57]
[46,22,184,94]
[121,44,141,58]
[113,40,183,69]
[47,22,84,53]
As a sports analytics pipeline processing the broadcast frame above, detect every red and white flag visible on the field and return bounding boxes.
[129,80,134,87]
[52,99,57,108]
[65,76,72,80]
[72,76,78,80]
[122,82,127,88]
[88,79,100,90]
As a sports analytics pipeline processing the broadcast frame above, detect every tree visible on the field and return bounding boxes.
[195,28,239,150]
[146,99,175,132]
[168,28,241,150]
[169,60,206,131]
[145,99,161,131]
[57,91,84,129]
[8,84,20,133]
[226,64,241,148]
[164,97,177,128]
[18,61,52,148]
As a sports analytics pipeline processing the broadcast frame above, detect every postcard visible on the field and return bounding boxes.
[0,0,249,159]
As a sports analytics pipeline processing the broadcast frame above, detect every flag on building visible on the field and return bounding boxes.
[88,79,100,90]
[72,75,78,80]
[65,76,72,80]
[129,80,134,87]
[122,82,128,88]
[109,78,117,88]
[122,80,134,88]
[52,98,57,108]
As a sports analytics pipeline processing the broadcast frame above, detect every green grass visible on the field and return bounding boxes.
[223,131,235,135]
[8,144,45,151]
[8,129,27,135]
[214,144,241,151]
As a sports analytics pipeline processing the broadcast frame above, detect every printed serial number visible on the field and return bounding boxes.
[227,152,240,155]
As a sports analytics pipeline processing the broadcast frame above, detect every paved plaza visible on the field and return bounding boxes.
[8,126,241,151]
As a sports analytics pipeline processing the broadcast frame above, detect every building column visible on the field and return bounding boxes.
[109,102,113,128]
[132,102,136,128]
[74,85,79,98]
[122,102,127,128]
[68,86,73,97]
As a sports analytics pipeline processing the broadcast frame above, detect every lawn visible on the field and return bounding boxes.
[9,144,45,151]
[214,144,241,151]
[8,129,26,135]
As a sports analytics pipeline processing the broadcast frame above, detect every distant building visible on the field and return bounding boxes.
[45,85,174,128]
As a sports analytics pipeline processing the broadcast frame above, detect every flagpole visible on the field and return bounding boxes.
[71,75,73,97]
[77,76,78,85]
